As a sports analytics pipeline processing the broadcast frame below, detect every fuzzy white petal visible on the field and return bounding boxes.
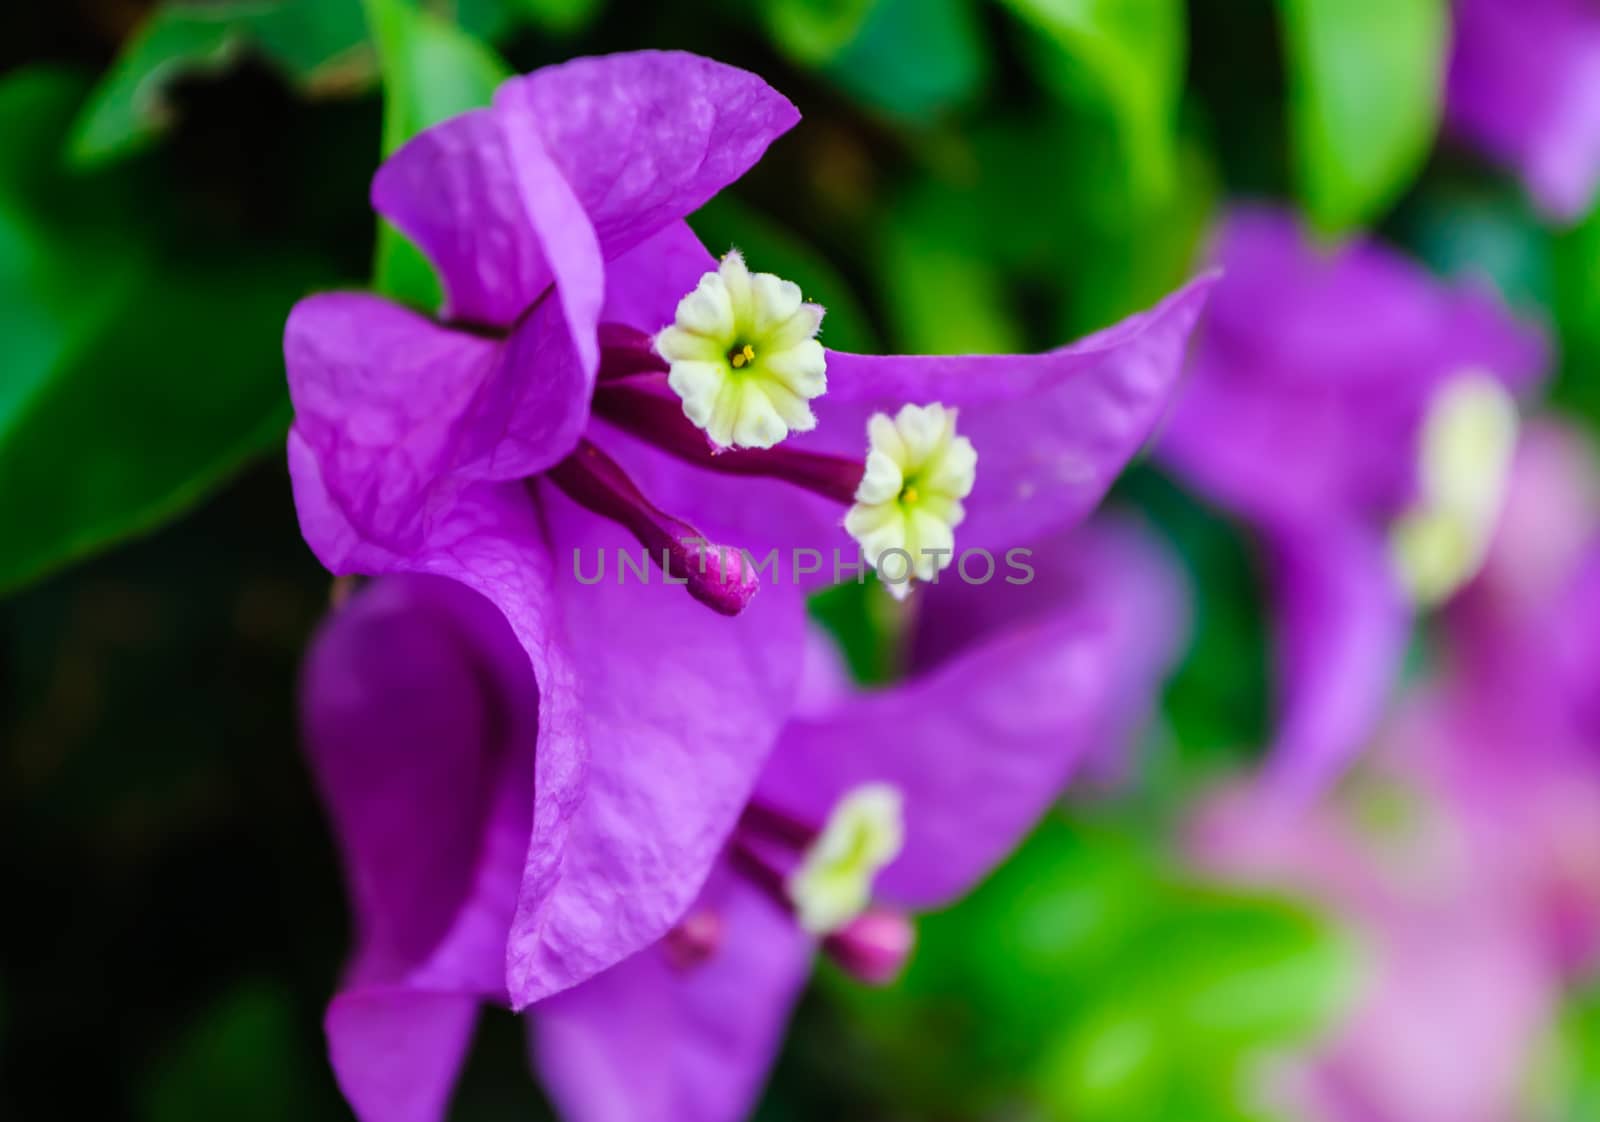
[786,784,906,936]
[657,251,829,449]
[846,404,979,593]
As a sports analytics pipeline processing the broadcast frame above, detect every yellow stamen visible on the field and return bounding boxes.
[901,485,919,505]
[728,343,755,369]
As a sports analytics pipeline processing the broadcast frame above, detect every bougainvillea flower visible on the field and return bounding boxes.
[303,575,533,1122]
[1193,657,1600,1122]
[301,516,1187,1122]
[1192,752,1564,1122]
[1448,0,1600,222]
[533,516,1190,1122]
[1390,690,1600,993]
[1430,420,1600,975]
[1192,425,1600,1122]
[287,47,1211,1026]
[1384,421,1600,981]
[1157,206,1547,797]
[1446,420,1600,747]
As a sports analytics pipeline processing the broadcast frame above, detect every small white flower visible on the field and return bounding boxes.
[844,403,978,599]
[1390,372,1519,605]
[786,783,906,936]
[654,250,827,449]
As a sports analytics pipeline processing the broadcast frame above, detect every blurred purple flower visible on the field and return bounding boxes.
[1194,753,1562,1122]
[302,517,1187,1122]
[303,575,533,1122]
[285,49,1212,1021]
[1446,420,1600,747]
[1448,0,1600,222]
[1195,683,1600,1122]
[1434,420,1600,976]
[1192,421,1600,1122]
[1158,206,1547,798]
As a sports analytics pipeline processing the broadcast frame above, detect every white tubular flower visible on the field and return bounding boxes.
[785,783,906,936]
[844,403,978,599]
[654,250,827,449]
[1391,372,1519,606]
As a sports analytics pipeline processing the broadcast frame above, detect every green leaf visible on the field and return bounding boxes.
[1553,203,1600,433]
[1,253,327,594]
[68,0,372,168]
[1036,1005,1169,1121]
[241,0,373,78]
[879,185,1025,355]
[1112,466,1269,775]
[138,983,323,1122]
[827,816,1354,1119]
[873,115,1214,352]
[1406,187,1554,312]
[764,0,987,120]
[0,68,336,594]
[1142,889,1359,1046]
[506,0,608,35]
[1056,133,1218,334]
[760,0,878,65]
[1279,0,1448,236]
[690,194,879,354]
[363,0,511,309]
[1543,983,1600,1120]
[846,0,988,118]
[806,579,904,685]
[883,232,1021,354]
[999,0,1187,205]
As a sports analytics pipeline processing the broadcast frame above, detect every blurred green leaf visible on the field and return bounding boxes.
[878,114,1213,357]
[1405,187,1554,313]
[68,6,236,166]
[690,195,879,353]
[806,578,903,684]
[830,815,1352,1119]
[1553,984,1600,1120]
[508,0,607,35]
[364,0,511,310]
[366,0,511,155]
[243,0,372,76]
[878,178,1026,354]
[1037,1005,1168,1121]
[775,0,987,120]
[138,983,323,1122]
[1058,132,1217,334]
[760,0,877,64]
[1279,0,1448,237]
[883,227,1022,353]
[1137,888,1357,1046]
[0,68,335,594]
[68,0,371,168]
[840,0,987,119]
[1553,203,1600,433]
[1114,467,1270,775]
[1000,0,1187,205]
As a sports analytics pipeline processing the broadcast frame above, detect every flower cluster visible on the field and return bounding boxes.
[287,50,1209,1122]
[1192,420,1600,1122]
[1448,0,1600,222]
[1157,206,1547,799]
